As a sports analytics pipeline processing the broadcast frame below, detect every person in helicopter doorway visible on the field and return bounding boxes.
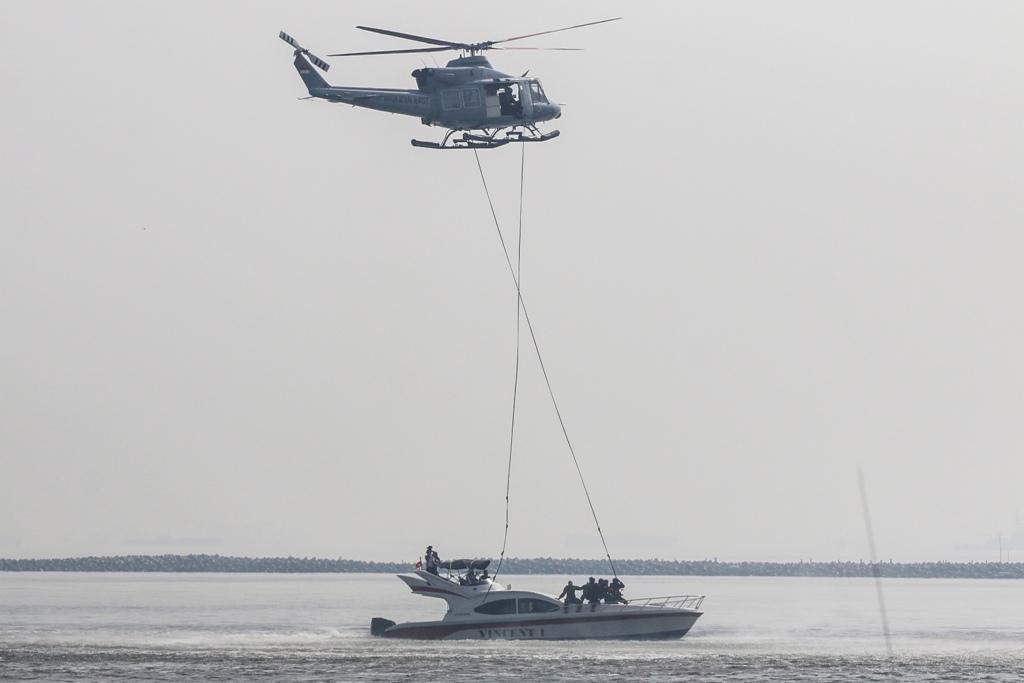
[498,87,512,115]
[581,577,601,611]
[558,580,583,612]
[424,545,441,575]
[497,85,521,117]
[606,577,628,604]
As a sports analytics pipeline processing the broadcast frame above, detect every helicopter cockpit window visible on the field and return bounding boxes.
[529,81,548,104]
[442,89,462,110]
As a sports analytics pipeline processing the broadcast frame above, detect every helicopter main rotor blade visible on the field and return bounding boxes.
[328,46,453,57]
[489,17,621,45]
[497,46,584,51]
[355,25,466,49]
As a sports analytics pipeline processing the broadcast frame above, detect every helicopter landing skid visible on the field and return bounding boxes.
[411,137,511,150]
[411,128,560,150]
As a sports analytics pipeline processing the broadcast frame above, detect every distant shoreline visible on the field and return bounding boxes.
[1,555,1021,578]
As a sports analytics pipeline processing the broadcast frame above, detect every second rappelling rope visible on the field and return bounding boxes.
[472,148,619,580]
[485,145,525,600]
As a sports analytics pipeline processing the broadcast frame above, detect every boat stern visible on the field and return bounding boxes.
[370,617,396,636]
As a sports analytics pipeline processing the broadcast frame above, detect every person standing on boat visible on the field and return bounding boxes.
[558,580,583,611]
[424,546,441,575]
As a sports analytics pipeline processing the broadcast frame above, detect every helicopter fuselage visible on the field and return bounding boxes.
[294,54,561,132]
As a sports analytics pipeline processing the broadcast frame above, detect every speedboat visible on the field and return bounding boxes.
[370,561,704,640]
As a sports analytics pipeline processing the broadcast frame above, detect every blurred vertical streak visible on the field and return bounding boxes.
[858,466,893,656]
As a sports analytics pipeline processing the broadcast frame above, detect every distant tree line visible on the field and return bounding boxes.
[501,557,1024,579]
[1,554,1022,578]
[0,555,407,573]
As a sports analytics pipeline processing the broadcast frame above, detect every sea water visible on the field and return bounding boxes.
[1,572,1022,680]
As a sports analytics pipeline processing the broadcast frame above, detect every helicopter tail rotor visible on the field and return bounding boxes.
[279,31,331,72]
[281,32,331,93]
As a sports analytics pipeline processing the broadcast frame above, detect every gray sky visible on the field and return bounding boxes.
[1,1,1022,563]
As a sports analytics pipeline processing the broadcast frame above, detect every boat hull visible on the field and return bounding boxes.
[378,608,702,640]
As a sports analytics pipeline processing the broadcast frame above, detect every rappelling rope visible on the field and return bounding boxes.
[484,145,525,601]
[473,148,618,579]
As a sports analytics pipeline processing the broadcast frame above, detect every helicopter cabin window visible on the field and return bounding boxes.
[529,81,548,104]
[474,599,517,615]
[462,88,482,109]
[442,89,462,110]
[517,598,560,614]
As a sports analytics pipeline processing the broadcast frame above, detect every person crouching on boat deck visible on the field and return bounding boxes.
[606,577,628,604]
[424,546,441,575]
[558,580,583,612]
[581,577,601,611]
[461,568,480,586]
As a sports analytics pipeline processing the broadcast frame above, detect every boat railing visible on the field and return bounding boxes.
[627,594,705,611]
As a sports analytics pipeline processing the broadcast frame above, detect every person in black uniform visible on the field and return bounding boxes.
[498,88,513,116]
[558,580,583,612]
[607,577,627,604]
[582,577,600,611]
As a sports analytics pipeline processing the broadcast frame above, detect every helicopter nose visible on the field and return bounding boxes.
[552,103,562,119]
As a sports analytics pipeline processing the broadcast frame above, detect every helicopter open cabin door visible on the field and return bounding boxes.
[485,90,501,120]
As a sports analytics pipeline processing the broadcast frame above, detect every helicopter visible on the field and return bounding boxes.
[279,18,620,149]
